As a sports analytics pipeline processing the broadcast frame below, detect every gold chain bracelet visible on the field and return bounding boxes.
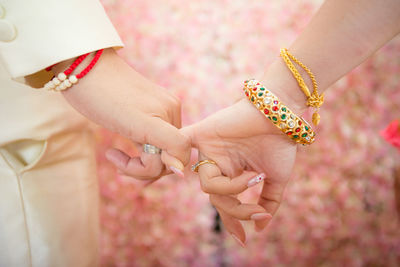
[243,79,315,145]
[280,48,324,125]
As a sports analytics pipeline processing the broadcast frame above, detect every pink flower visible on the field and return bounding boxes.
[381,120,400,151]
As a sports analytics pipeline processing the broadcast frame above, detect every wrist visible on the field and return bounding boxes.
[260,59,308,116]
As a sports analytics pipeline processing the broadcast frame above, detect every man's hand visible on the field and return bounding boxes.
[59,48,190,180]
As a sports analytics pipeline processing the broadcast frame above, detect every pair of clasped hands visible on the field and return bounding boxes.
[62,49,299,246]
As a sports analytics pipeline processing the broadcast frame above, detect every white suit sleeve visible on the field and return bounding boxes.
[0,0,124,78]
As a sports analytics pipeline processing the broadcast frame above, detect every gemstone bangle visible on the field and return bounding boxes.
[243,79,315,145]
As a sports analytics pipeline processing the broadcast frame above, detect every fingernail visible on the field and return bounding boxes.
[169,166,184,178]
[250,213,272,221]
[231,233,245,248]
[247,173,266,187]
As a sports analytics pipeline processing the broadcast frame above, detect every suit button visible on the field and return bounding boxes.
[0,5,4,19]
[0,20,16,42]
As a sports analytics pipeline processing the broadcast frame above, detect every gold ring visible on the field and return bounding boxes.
[191,159,217,172]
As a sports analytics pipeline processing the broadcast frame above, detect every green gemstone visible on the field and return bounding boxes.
[260,87,265,91]
[293,135,299,138]
[281,107,287,112]
[305,126,309,130]
[272,117,278,121]
[258,92,263,97]
[251,96,255,102]
[302,133,307,137]
[281,114,286,120]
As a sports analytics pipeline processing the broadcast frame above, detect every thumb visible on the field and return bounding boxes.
[141,117,191,172]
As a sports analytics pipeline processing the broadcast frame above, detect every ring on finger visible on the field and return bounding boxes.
[191,159,217,172]
[143,144,162,154]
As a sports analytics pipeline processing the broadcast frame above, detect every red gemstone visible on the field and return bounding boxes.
[295,128,301,132]
[298,121,302,125]
[253,87,257,91]
[272,106,278,111]
[257,83,260,85]
[245,91,249,96]
[264,109,269,114]
[287,131,293,135]
[273,100,278,104]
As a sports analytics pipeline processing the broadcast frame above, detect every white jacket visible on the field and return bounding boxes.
[0,0,123,78]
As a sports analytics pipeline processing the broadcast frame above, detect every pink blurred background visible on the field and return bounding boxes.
[97,0,400,266]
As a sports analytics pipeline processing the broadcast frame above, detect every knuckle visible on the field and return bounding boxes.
[227,182,245,195]
[200,181,213,194]
[144,164,162,177]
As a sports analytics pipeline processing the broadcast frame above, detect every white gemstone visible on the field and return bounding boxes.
[248,79,256,86]
[58,72,67,81]
[63,79,71,87]
[57,84,66,91]
[69,75,78,84]
[47,80,55,89]
[255,102,261,109]
[306,136,311,141]
[52,77,61,85]
[290,114,295,119]
[280,123,286,129]
[264,98,272,105]
[288,121,295,128]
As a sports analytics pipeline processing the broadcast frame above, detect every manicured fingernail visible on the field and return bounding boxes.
[231,234,245,247]
[250,213,272,221]
[169,166,184,178]
[247,173,266,187]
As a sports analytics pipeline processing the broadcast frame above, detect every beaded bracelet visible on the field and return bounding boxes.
[43,49,104,91]
[243,79,315,145]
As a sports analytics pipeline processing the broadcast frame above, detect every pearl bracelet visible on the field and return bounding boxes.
[44,73,79,91]
[43,49,103,91]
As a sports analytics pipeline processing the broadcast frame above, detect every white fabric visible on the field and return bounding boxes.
[0,130,99,267]
[0,1,122,265]
[0,0,123,78]
[0,60,100,267]
[0,60,90,146]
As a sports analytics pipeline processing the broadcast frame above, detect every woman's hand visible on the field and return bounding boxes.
[59,48,190,180]
[182,97,299,245]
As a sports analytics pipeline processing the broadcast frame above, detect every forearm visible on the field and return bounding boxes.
[262,0,400,113]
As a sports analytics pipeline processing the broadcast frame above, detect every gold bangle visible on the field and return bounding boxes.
[243,79,315,145]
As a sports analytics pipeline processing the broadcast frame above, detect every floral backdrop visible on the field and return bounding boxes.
[97,0,400,266]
